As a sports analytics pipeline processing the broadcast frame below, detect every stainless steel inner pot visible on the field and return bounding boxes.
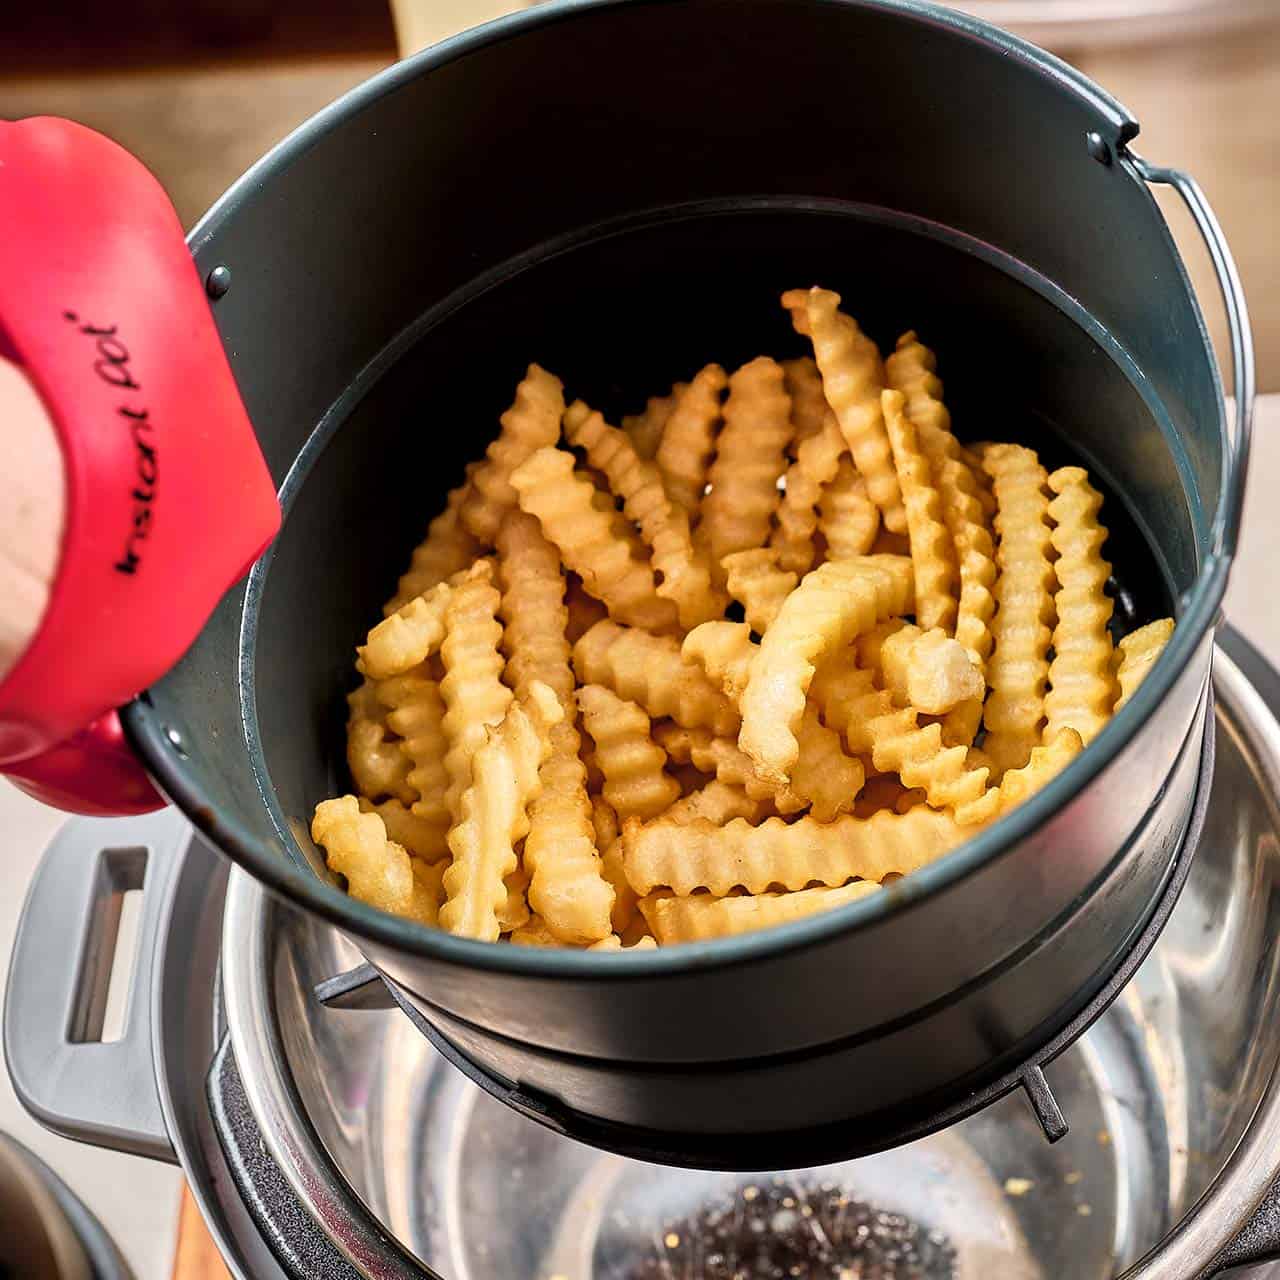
[9,634,1280,1278]
[101,0,1252,1162]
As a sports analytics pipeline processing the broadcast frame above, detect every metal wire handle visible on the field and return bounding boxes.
[1129,153,1255,562]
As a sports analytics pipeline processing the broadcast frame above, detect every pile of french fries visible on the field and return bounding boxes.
[312,287,1175,949]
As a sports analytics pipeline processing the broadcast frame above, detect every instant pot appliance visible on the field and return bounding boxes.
[0,0,1265,1271]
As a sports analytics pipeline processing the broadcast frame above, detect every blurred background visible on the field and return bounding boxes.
[0,0,1275,385]
[0,2,1275,1277]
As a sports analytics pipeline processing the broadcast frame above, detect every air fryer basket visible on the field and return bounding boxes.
[122,0,1250,1162]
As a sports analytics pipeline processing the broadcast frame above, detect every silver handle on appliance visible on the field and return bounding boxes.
[3,810,190,1163]
[1129,154,1255,563]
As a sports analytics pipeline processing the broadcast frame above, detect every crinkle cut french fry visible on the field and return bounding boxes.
[577,684,681,821]
[739,555,914,785]
[700,357,792,578]
[783,287,906,533]
[682,620,757,704]
[623,806,964,896]
[564,400,723,629]
[313,796,415,916]
[667,780,772,826]
[497,865,532,933]
[511,446,676,632]
[496,510,575,707]
[1044,466,1115,745]
[721,548,798,635]
[1115,618,1175,711]
[640,881,881,945]
[655,364,727,516]
[358,797,446,863]
[440,684,562,941]
[360,581,451,680]
[378,669,451,837]
[622,385,684,461]
[384,470,482,615]
[982,444,1056,777]
[819,458,881,561]
[589,933,658,951]
[347,681,415,804]
[811,675,989,814]
[652,722,807,814]
[782,355,829,448]
[406,857,448,926]
[853,774,912,819]
[573,619,739,737]
[855,619,910,686]
[956,728,1083,825]
[882,390,958,634]
[440,560,513,822]
[881,626,984,715]
[790,705,865,821]
[497,510,614,942]
[509,914,560,947]
[592,795,638,933]
[771,410,847,575]
[460,364,565,544]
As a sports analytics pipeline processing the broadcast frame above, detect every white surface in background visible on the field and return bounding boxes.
[0,399,1275,1276]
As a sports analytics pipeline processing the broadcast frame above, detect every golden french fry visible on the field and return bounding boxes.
[640,881,882,945]
[378,669,451,839]
[384,470,482,615]
[1044,466,1116,744]
[577,684,681,821]
[882,389,958,633]
[790,705,866,821]
[592,795,638,933]
[312,796,416,916]
[497,510,614,943]
[623,806,964,895]
[573,619,740,737]
[358,797,446,862]
[854,619,910,685]
[955,727,1083,825]
[406,857,448,926]
[588,933,658,951]
[739,556,914,784]
[511,446,677,632]
[935,455,997,670]
[510,915,561,947]
[440,684,562,941]
[721,548,799,635]
[667,780,772,826]
[346,681,415,805]
[655,364,727,515]
[564,400,723,628]
[460,365,566,544]
[440,560,513,822]
[1115,618,1175,711]
[700,357,792,577]
[682,620,757,704]
[782,355,829,447]
[361,581,452,680]
[771,410,847,575]
[622,385,683,461]
[982,444,1056,776]
[497,511,575,708]
[783,287,906,533]
[497,865,532,933]
[819,458,881,561]
[652,721,807,814]
[881,626,985,715]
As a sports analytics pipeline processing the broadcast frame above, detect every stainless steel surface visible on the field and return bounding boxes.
[217,647,1280,1279]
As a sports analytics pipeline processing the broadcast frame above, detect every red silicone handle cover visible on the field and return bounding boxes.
[0,118,280,800]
